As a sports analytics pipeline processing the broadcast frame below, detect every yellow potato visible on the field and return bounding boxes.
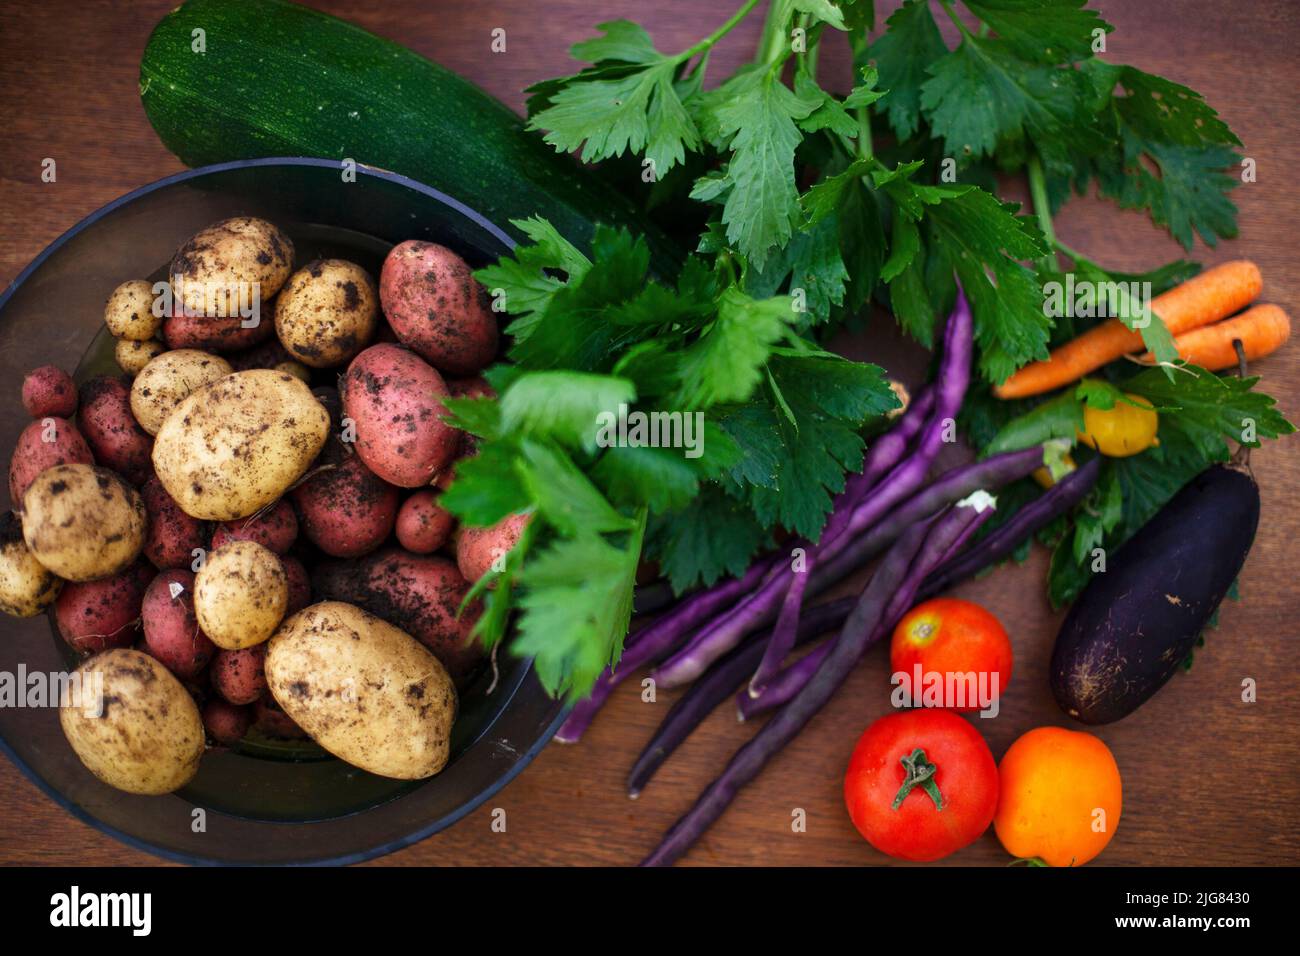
[21,464,146,582]
[169,217,294,317]
[129,348,233,436]
[274,360,312,383]
[0,513,62,617]
[59,649,204,795]
[194,540,288,649]
[114,338,166,377]
[151,369,330,520]
[104,279,163,340]
[266,601,457,779]
[274,259,379,368]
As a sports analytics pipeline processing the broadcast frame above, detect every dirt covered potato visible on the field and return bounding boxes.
[104,279,163,341]
[169,217,293,316]
[53,561,152,655]
[211,498,298,554]
[291,452,398,558]
[395,489,455,554]
[275,259,378,368]
[266,601,457,779]
[8,417,93,505]
[340,343,459,487]
[21,366,77,418]
[21,464,147,582]
[163,309,275,353]
[130,349,233,436]
[151,369,330,521]
[194,540,288,650]
[59,649,205,795]
[313,549,483,686]
[140,476,207,570]
[78,375,153,484]
[0,512,62,617]
[457,512,531,585]
[379,241,497,374]
[211,644,267,705]
[142,569,216,679]
[115,338,166,377]
[281,554,312,615]
[203,699,252,746]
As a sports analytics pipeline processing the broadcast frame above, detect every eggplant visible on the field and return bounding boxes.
[1050,462,1259,724]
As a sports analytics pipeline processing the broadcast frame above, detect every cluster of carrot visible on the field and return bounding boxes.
[995,260,1290,399]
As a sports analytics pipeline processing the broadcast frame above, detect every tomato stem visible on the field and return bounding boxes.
[891,748,945,811]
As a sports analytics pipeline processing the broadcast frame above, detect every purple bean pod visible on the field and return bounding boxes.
[812,445,1045,591]
[626,598,853,798]
[738,493,998,720]
[640,498,991,866]
[915,455,1100,602]
[746,390,938,695]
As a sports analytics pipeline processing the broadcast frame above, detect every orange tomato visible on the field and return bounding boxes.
[890,598,1012,712]
[994,727,1122,867]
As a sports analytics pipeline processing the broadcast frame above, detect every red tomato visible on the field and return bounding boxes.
[843,710,998,861]
[890,598,1012,712]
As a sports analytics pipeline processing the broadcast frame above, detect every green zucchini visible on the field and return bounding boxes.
[139,0,678,265]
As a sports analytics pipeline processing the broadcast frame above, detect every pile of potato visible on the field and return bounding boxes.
[0,217,530,796]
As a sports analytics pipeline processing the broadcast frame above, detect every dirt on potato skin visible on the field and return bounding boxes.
[311,547,484,687]
[378,241,498,376]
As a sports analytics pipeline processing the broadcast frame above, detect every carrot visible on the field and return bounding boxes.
[994,260,1263,399]
[1139,304,1291,371]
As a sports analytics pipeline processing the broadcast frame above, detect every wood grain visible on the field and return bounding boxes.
[1,0,1297,867]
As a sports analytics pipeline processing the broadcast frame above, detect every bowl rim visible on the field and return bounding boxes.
[0,156,570,866]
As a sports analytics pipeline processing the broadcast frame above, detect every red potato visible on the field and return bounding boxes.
[254,694,309,740]
[395,489,455,554]
[457,512,531,585]
[291,450,398,558]
[142,569,216,680]
[202,699,253,746]
[7,417,94,506]
[211,498,298,554]
[141,476,208,570]
[379,241,498,375]
[76,375,154,485]
[340,343,459,487]
[163,310,276,352]
[53,561,152,655]
[280,555,311,615]
[312,548,484,686]
[211,644,268,705]
[21,366,77,418]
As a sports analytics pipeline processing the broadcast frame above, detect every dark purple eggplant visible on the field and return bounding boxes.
[1050,462,1259,725]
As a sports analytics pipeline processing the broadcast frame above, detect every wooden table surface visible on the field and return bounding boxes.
[1,0,1297,867]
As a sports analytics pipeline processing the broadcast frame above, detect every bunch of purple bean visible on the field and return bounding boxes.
[554,290,1098,865]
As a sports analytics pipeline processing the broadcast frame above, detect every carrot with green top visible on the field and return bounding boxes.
[995,260,1263,399]
[1140,303,1291,371]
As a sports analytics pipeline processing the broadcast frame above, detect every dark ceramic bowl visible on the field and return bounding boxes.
[0,158,566,865]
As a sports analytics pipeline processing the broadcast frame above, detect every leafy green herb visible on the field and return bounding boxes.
[455,0,1288,697]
